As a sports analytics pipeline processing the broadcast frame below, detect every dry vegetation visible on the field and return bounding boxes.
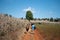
[0,14,29,40]
[36,23,60,40]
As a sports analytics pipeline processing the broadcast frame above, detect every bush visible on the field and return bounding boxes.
[9,15,12,17]
[53,18,60,22]
[4,14,8,16]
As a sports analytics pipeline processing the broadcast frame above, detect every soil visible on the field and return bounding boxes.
[22,29,44,40]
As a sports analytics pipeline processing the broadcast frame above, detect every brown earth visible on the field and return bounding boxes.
[22,29,44,40]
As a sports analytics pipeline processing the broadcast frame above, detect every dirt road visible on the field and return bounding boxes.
[22,29,44,40]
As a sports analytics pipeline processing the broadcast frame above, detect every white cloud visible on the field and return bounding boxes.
[23,7,36,13]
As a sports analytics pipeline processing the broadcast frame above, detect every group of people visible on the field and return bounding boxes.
[26,23,36,33]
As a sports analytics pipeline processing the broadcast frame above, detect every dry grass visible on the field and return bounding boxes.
[35,23,60,40]
[0,14,29,40]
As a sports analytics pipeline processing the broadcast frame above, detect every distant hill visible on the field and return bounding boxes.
[0,14,29,40]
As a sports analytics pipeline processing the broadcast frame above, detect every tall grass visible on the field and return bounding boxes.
[35,23,60,40]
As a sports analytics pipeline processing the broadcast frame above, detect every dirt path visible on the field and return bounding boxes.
[22,29,44,40]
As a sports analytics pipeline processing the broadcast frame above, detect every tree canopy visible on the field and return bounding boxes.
[26,11,33,21]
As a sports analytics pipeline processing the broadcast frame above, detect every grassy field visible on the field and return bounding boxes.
[35,23,60,40]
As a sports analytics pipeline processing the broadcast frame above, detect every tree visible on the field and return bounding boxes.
[34,18,37,20]
[21,17,23,19]
[9,15,12,17]
[38,18,40,20]
[26,11,33,21]
[4,14,8,16]
[50,17,53,22]
[54,18,60,22]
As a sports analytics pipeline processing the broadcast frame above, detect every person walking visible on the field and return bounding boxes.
[31,23,36,33]
[31,23,36,30]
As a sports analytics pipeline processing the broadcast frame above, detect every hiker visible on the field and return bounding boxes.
[31,23,36,31]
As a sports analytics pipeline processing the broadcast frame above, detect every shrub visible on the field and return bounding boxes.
[4,14,8,16]
[9,15,12,17]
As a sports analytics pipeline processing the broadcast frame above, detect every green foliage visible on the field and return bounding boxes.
[26,11,33,21]
[21,17,23,19]
[4,14,12,17]
[9,15,12,17]
[38,18,40,20]
[50,17,53,22]
[54,18,60,22]
[4,14,8,16]
[34,18,37,20]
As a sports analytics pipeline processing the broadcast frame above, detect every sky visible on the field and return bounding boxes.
[0,0,60,18]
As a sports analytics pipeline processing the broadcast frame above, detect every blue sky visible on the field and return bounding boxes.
[0,0,60,18]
